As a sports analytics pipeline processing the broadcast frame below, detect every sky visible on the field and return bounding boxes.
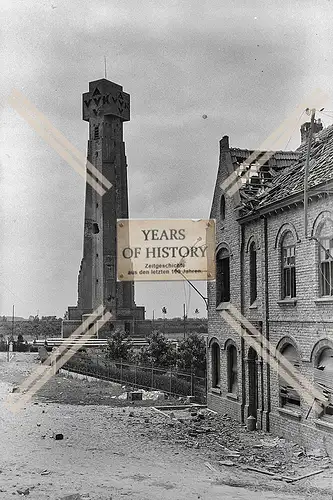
[1,0,333,320]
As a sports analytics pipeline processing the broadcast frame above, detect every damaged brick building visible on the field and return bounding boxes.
[207,118,333,453]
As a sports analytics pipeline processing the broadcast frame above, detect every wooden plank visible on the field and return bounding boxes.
[204,462,219,473]
[283,469,325,483]
[245,466,276,476]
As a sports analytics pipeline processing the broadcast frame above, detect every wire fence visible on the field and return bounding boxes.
[63,352,207,403]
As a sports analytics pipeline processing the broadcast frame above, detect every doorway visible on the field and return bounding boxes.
[248,347,258,419]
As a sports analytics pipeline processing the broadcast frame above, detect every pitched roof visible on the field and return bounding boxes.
[236,124,333,216]
[256,124,333,209]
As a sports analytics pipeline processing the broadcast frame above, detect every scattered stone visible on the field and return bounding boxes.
[17,488,30,495]
[36,423,41,427]
[128,412,135,417]
[41,470,50,475]
[186,396,195,403]
[54,433,64,440]
[308,449,325,459]
[218,460,234,467]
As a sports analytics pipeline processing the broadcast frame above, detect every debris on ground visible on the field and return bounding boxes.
[133,406,332,483]
[17,487,30,495]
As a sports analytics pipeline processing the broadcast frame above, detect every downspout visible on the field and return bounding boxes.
[264,215,271,431]
[240,222,246,424]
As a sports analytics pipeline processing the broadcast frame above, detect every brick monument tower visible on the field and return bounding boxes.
[63,79,145,337]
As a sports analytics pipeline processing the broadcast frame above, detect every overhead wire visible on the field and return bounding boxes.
[284,109,307,150]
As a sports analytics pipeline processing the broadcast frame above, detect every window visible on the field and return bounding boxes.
[220,195,226,221]
[281,232,296,299]
[319,238,333,296]
[279,344,300,407]
[227,345,238,393]
[315,348,333,419]
[216,248,230,305]
[249,241,257,304]
[211,342,220,388]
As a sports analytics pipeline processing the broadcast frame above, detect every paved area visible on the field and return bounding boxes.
[0,353,332,499]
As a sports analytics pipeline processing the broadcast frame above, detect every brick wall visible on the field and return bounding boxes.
[207,136,333,453]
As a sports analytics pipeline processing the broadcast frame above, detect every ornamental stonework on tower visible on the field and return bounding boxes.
[63,79,145,337]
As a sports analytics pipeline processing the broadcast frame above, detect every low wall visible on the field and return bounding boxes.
[59,368,117,385]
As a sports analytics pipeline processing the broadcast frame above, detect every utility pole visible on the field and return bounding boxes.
[183,303,186,339]
[152,310,155,329]
[304,108,316,238]
[11,305,15,340]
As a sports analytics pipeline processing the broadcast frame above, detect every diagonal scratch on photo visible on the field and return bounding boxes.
[1,1,333,499]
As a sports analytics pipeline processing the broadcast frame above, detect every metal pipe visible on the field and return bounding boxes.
[304,109,316,238]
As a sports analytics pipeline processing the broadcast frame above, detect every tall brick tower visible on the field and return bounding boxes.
[64,79,145,337]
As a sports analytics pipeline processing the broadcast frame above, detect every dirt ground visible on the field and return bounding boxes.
[0,353,332,500]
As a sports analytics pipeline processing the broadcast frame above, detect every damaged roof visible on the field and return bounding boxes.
[235,124,333,217]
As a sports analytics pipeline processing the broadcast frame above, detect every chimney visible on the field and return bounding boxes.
[300,118,323,145]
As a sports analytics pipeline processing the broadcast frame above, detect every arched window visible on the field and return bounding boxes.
[216,248,230,305]
[315,347,333,419]
[227,345,238,393]
[281,232,296,299]
[211,342,220,388]
[220,195,226,221]
[318,221,333,297]
[249,241,257,304]
[279,344,300,407]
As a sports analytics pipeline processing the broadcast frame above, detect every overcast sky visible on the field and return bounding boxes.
[1,0,333,320]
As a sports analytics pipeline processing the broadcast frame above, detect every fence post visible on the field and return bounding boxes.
[134,361,137,386]
[191,366,194,397]
[120,358,123,384]
[169,366,172,394]
[151,362,154,389]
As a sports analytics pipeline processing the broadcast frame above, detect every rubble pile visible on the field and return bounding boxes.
[125,407,331,479]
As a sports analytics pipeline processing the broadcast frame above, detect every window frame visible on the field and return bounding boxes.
[227,344,238,394]
[249,241,257,304]
[220,195,226,221]
[211,342,221,389]
[94,125,100,140]
[319,237,333,297]
[315,347,333,420]
[279,344,301,408]
[281,234,296,299]
[216,249,230,305]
